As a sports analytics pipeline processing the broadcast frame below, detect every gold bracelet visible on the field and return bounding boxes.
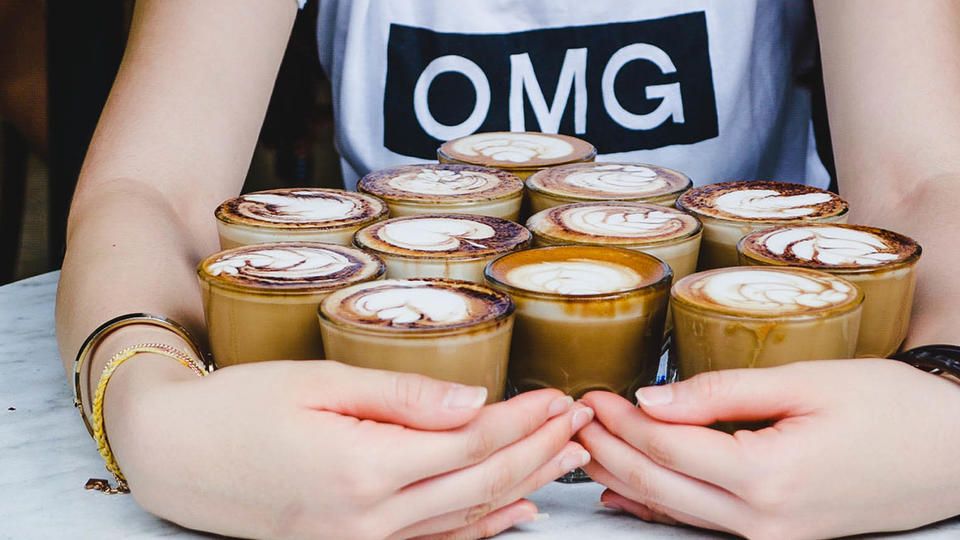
[73,313,211,437]
[87,343,207,494]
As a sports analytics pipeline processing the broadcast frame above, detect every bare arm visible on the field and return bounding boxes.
[815,0,960,347]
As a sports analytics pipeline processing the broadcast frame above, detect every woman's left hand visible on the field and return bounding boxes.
[578,359,960,540]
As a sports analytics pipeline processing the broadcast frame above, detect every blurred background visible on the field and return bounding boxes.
[0,1,342,285]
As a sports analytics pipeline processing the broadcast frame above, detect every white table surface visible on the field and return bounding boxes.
[2,271,959,540]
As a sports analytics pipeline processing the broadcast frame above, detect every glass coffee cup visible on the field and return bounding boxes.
[215,188,389,248]
[671,266,863,380]
[738,224,921,358]
[676,181,849,270]
[437,131,596,180]
[357,164,524,221]
[354,214,532,283]
[198,242,385,367]
[526,202,701,337]
[318,278,515,403]
[525,162,692,215]
[484,245,672,399]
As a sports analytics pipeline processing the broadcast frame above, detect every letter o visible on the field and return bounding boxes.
[413,55,491,141]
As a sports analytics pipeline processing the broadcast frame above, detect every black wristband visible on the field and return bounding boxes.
[891,344,960,378]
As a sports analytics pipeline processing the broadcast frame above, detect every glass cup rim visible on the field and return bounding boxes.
[214,189,389,231]
[670,266,865,320]
[483,245,673,301]
[526,204,703,248]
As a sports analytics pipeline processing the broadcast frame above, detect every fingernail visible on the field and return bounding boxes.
[560,449,591,472]
[598,501,623,511]
[443,385,487,409]
[636,384,673,406]
[513,512,549,526]
[531,513,550,522]
[571,406,594,431]
[548,395,574,417]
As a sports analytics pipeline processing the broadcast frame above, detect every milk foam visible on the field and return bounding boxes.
[562,164,666,194]
[378,218,497,252]
[208,247,357,280]
[387,168,499,195]
[240,191,363,223]
[561,206,685,237]
[351,286,471,324]
[505,261,642,295]
[451,133,574,163]
[759,227,900,266]
[713,189,835,219]
[698,270,854,312]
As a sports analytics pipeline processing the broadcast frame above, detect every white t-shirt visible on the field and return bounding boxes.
[314,0,829,192]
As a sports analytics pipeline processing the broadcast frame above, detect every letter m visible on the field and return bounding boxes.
[509,48,587,134]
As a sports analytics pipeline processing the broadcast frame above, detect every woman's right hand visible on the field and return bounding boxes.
[102,358,592,539]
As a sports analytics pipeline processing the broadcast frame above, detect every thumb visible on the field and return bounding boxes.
[306,361,487,430]
[634,363,818,425]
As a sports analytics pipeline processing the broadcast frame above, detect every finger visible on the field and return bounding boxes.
[599,489,679,525]
[633,363,820,425]
[577,419,746,533]
[387,388,574,485]
[384,405,593,532]
[581,391,751,490]
[395,442,586,538]
[299,361,492,430]
[407,500,542,540]
[585,460,731,534]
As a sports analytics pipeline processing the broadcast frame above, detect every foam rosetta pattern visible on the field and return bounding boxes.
[757,227,901,266]
[236,191,368,223]
[563,164,667,194]
[207,247,358,281]
[505,261,642,295]
[387,168,500,195]
[713,189,835,219]
[377,218,497,252]
[694,269,856,313]
[450,133,574,163]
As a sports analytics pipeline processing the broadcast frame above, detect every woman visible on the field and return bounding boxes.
[57,0,960,538]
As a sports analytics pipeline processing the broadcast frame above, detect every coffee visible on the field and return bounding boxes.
[676,181,849,270]
[526,202,700,337]
[198,242,385,367]
[437,131,596,180]
[485,246,671,399]
[671,267,863,380]
[525,162,691,214]
[354,214,532,283]
[215,188,388,248]
[738,224,921,358]
[357,164,524,221]
[319,278,515,402]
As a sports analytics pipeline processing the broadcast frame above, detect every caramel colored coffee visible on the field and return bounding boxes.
[438,131,596,180]
[671,267,863,380]
[354,214,532,283]
[319,278,515,402]
[526,202,701,336]
[357,164,524,221]
[738,224,920,358]
[677,181,849,270]
[198,243,384,367]
[525,162,691,214]
[215,188,388,249]
[485,246,671,398]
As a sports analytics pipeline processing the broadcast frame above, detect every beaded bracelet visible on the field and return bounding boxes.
[86,343,208,494]
[74,313,211,437]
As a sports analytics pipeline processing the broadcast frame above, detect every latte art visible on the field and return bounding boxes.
[351,287,471,325]
[697,270,855,313]
[450,133,574,163]
[207,247,358,281]
[759,227,900,266]
[562,206,686,237]
[237,191,364,223]
[713,190,835,219]
[564,164,667,194]
[387,168,499,195]
[377,218,496,252]
[505,261,642,295]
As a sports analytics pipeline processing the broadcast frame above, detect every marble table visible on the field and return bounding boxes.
[2,271,958,539]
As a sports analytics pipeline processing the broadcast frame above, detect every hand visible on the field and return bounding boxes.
[103,358,594,539]
[578,359,960,539]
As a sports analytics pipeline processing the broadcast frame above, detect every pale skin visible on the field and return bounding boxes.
[56,1,593,538]
[55,1,960,539]
[579,1,960,538]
